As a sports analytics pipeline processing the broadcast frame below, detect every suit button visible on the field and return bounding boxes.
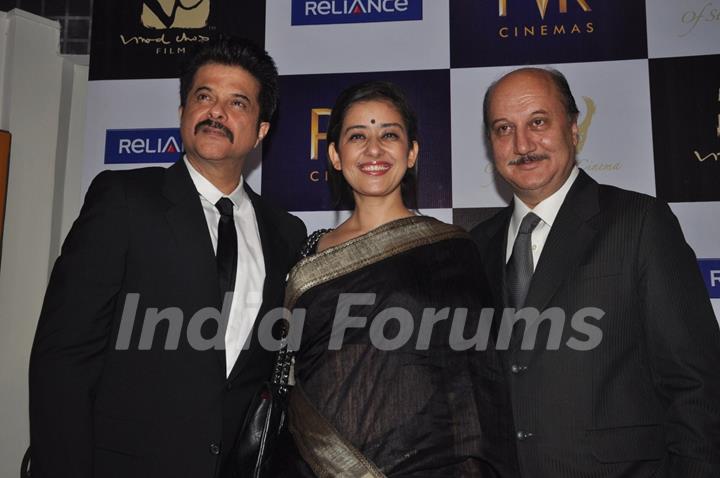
[510,364,528,374]
[226,382,233,391]
[516,430,533,441]
[209,442,221,455]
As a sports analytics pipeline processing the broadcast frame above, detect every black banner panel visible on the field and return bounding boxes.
[450,0,648,68]
[89,0,266,80]
[262,69,452,212]
[650,54,720,202]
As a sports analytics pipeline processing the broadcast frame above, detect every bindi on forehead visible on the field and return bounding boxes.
[371,119,376,124]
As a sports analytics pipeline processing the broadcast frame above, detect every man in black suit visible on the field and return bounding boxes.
[471,67,720,477]
[29,38,306,478]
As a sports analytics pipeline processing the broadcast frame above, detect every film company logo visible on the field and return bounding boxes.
[120,0,211,56]
[141,0,210,29]
[105,129,182,164]
[497,0,594,40]
[292,0,422,26]
[89,0,264,80]
[680,1,720,37]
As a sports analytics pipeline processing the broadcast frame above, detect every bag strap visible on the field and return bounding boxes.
[272,229,329,395]
[271,323,293,396]
[289,384,386,478]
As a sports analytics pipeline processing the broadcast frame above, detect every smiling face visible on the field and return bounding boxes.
[328,99,418,205]
[179,63,269,171]
[488,70,578,208]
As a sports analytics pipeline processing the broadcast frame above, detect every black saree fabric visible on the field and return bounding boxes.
[285,216,518,477]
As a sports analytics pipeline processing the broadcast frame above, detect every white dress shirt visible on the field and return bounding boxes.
[184,157,266,376]
[505,166,580,270]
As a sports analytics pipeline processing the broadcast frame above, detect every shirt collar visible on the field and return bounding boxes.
[510,165,579,231]
[183,156,246,209]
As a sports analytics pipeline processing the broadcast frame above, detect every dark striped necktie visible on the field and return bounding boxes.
[506,212,541,309]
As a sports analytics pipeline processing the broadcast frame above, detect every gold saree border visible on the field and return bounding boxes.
[285,216,469,310]
[289,384,386,478]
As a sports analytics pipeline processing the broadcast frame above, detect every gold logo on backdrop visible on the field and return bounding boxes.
[574,96,620,172]
[679,2,720,37]
[692,87,720,162]
[310,108,332,160]
[309,108,332,182]
[499,0,592,20]
[141,0,210,29]
[497,0,594,39]
[695,151,720,161]
[576,96,594,153]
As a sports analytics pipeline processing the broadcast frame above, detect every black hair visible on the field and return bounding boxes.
[326,80,419,209]
[179,36,278,124]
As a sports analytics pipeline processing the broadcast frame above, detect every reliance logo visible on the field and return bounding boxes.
[105,128,182,164]
[292,0,422,25]
[699,259,720,299]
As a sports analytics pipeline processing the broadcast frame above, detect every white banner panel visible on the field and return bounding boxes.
[671,202,720,322]
[671,202,720,258]
[82,79,262,194]
[646,0,720,59]
[451,59,655,208]
[83,79,178,189]
[266,0,449,75]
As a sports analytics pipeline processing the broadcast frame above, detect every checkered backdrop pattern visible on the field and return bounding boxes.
[84,0,720,315]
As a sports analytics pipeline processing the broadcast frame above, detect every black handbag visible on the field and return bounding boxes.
[235,335,293,477]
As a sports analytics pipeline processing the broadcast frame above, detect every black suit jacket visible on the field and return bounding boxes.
[471,169,720,477]
[29,160,306,478]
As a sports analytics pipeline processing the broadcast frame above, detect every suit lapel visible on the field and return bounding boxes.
[524,170,601,311]
[485,207,512,308]
[162,160,219,294]
[162,160,226,373]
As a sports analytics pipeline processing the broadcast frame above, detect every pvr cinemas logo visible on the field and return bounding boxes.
[105,129,182,164]
[693,87,720,163]
[309,108,332,182]
[497,0,594,39]
[292,0,422,25]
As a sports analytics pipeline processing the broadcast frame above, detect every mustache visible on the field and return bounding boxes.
[508,153,549,166]
[194,119,234,143]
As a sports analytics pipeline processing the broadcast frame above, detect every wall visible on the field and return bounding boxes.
[0,9,87,474]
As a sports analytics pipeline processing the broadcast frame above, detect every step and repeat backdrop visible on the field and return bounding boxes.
[83,0,720,314]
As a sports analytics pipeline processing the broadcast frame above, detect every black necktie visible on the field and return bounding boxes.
[215,197,237,298]
[506,212,541,308]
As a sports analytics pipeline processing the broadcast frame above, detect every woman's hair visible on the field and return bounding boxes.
[326,80,419,209]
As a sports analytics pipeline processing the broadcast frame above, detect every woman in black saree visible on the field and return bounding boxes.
[281,81,518,477]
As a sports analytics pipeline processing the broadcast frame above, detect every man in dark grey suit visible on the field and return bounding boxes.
[29,38,306,477]
[471,67,720,477]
